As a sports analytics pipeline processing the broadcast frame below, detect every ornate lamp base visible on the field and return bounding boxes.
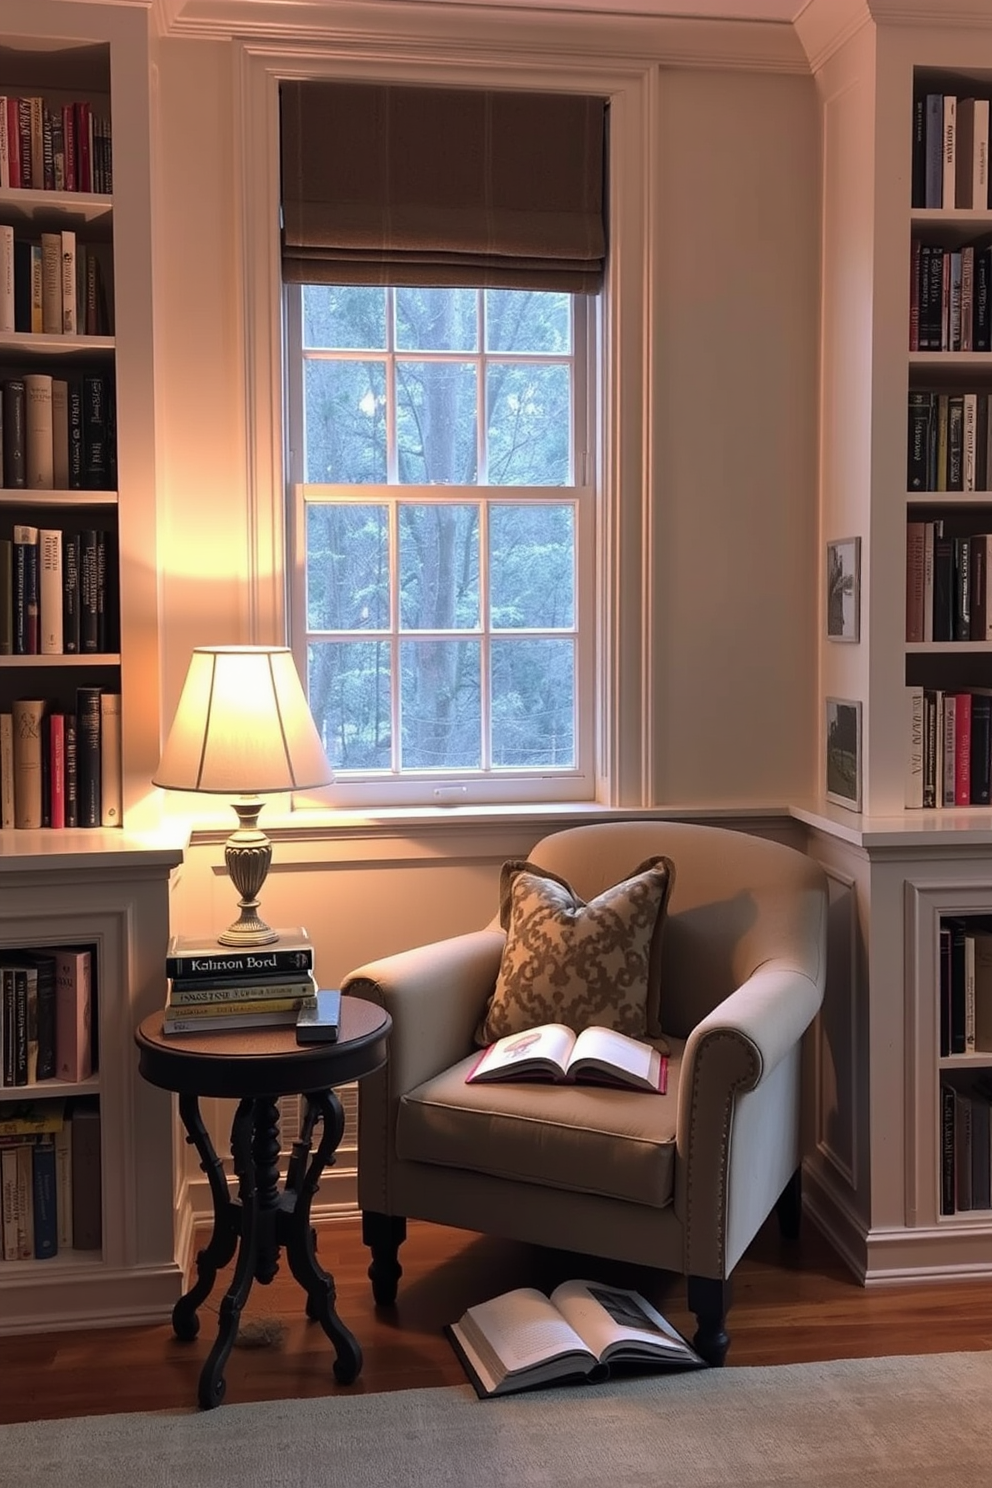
[218,798,278,946]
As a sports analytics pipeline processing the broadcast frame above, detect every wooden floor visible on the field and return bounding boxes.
[2,1212,992,1423]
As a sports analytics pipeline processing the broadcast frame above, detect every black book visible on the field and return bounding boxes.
[0,967,13,1085]
[13,239,32,333]
[970,1087,992,1211]
[971,693,992,806]
[948,396,965,493]
[918,243,933,350]
[165,928,314,980]
[3,379,25,489]
[912,95,927,209]
[927,245,944,350]
[975,247,992,353]
[62,532,80,654]
[17,950,57,1082]
[954,535,971,640]
[82,374,108,490]
[96,530,109,652]
[907,392,934,492]
[13,531,38,656]
[75,686,101,828]
[940,924,952,1059]
[948,918,968,1056]
[932,533,954,642]
[925,93,943,208]
[67,377,83,490]
[79,530,99,653]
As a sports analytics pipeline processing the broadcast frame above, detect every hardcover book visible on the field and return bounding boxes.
[448,1280,705,1399]
[165,928,314,980]
[54,948,93,1084]
[69,1099,101,1250]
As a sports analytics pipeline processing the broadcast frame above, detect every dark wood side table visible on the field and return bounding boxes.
[134,995,390,1410]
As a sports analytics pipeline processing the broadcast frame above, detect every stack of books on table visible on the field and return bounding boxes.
[162,927,317,1036]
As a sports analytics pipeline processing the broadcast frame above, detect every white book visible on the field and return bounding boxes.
[40,232,62,335]
[99,691,122,826]
[943,94,957,210]
[905,686,924,809]
[51,379,69,489]
[60,229,76,334]
[39,528,63,654]
[942,693,957,807]
[448,1279,704,1399]
[0,224,13,335]
[467,1022,666,1092]
[24,373,54,489]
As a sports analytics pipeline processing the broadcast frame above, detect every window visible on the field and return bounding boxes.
[285,282,596,806]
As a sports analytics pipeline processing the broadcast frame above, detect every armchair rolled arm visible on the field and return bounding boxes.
[342,928,506,1093]
[675,961,824,1272]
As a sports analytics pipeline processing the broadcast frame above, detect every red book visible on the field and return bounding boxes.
[61,104,76,192]
[6,97,19,188]
[74,101,91,193]
[955,692,973,806]
[54,947,92,1083]
[48,711,65,829]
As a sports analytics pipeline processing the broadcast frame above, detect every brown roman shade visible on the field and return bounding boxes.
[279,80,607,293]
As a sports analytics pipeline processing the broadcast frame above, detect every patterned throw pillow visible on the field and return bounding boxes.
[475,856,676,1047]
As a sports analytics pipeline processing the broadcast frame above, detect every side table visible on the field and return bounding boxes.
[134,995,391,1409]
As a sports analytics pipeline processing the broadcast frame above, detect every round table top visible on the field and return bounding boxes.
[134,995,391,1099]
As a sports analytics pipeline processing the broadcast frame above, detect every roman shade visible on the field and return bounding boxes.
[279,80,607,292]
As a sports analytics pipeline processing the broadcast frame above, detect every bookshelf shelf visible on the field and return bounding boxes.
[0,652,120,667]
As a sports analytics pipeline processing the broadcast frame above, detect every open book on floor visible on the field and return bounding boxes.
[447,1279,705,1399]
[466,1023,667,1093]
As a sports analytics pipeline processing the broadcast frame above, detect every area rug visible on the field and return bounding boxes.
[3,1351,992,1487]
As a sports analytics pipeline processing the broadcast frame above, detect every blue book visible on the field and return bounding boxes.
[32,1138,58,1259]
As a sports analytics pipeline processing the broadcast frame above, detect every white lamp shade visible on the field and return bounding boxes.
[153,646,333,794]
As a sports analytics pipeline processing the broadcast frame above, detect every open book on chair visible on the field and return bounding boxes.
[466,1023,667,1093]
[447,1279,705,1399]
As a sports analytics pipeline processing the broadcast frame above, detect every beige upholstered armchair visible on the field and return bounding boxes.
[342,820,828,1364]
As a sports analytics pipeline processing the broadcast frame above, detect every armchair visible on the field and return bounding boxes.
[342,820,828,1364]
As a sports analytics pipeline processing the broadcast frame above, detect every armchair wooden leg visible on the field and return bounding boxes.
[362,1211,407,1306]
[687,1274,731,1367]
[774,1167,803,1242]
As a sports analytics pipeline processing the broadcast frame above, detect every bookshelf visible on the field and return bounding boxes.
[0,3,181,1335]
[797,11,992,1287]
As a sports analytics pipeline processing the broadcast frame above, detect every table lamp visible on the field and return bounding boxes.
[153,645,333,947]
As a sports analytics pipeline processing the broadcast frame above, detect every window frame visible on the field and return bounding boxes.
[284,284,598,807]
[236,42,658,815]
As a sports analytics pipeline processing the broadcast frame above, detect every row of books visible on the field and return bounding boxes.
[162,927,317,1035]
[0,228,112,338]
[905,687,992,808]
[909,239,992,353]
[0,95,112,196]
[1,372,115,491]
[905,522,992,643]
[939,919,992,1057]
[0,946,93,1088]
[0,528,114,657]
[907,390,992,494]
[1,692,121,830]
[912,93,990,211]
[0,1098,101,1260]
[940,1079,992,1216]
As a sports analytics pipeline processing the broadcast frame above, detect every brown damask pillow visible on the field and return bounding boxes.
[475,856,676,1047]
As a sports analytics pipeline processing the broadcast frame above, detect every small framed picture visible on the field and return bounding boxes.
[826,537,861,642]
[825,697,862,811]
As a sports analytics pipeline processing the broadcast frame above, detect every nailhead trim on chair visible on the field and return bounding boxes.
[685,1029,760,1275]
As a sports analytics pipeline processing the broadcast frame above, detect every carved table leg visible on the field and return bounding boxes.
[172,1092,241,1343]
[283,1089,363,1383]
[198,1098,259,1410]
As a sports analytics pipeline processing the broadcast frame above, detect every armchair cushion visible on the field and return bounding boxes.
[476,855,676,1045]
[396,1040,681,1208]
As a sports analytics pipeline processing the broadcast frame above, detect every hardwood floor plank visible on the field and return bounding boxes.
[1,1213,991,1423]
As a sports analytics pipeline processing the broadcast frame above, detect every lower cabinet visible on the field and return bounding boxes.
[0,833,183,1335]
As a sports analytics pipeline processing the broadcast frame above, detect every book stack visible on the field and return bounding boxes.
[163,927,318,1035]
[0,1097,100,1260]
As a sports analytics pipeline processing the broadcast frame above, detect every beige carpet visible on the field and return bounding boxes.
[3,1351,992,1486]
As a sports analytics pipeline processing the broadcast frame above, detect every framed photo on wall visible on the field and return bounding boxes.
[825,697,862,811]
[826,537,860,642]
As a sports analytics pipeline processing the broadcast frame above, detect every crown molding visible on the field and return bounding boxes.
[152,0,809,73]
[793,0,870,74]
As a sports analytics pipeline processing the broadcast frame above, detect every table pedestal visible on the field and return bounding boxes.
[173,1089,360,1409]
